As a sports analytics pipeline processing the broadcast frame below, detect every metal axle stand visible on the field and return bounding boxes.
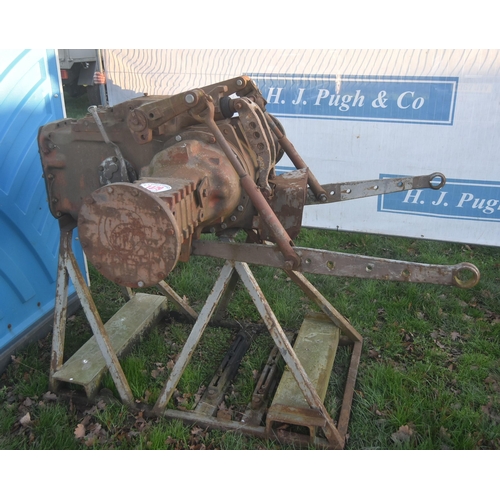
[50,225,362,449]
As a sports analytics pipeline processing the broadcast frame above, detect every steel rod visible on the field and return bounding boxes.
[65,241,135,407]
[49,230,71,392]
[153,262,236,414]
[234,261,344,449]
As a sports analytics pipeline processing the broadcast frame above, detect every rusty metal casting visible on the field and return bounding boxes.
[39,75,481,449]
[191,240,480,288]
[38,75,479,288]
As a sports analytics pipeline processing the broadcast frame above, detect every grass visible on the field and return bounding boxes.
[1,91,499,450]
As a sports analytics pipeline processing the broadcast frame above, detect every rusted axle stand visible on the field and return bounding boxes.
[52,222,363,449]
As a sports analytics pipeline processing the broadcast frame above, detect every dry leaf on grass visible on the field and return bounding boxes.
[42,391,58,402]
[19,413,31,426]
[391,425,413,444]
[74,423,86,439]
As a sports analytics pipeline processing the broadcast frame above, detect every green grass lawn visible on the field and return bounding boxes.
[1,92,499,450]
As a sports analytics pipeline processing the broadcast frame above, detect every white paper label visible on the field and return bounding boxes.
[140,182,172,193]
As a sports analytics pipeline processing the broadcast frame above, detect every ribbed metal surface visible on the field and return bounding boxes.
[0,49,85,360]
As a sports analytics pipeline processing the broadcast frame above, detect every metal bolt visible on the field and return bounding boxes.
[185,93,195,104]
[237,205,244,212]
[175,135,182,142]
[221,223,227,229]
[319,194,328,203]
[138,281,144,288]
[236,79,244,86]
[47,174,54,180]
[230,215,237,222]
[53,94,59,98]
[83,359,88,364]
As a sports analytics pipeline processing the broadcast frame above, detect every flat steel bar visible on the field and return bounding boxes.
[153,262,236,414]
[211,270,240,322]
[285,270,362,343]
[65,243,135,407]
[307,172,446,204]
[156,280,198,321]
[192,240,480,289]
[337,339,363,439]
[161,409,333,449]
[194,333,252,416]
[49,230,71,392]
[234,261,344,449]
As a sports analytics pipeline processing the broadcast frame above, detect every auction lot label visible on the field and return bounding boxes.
[251,74,458,125]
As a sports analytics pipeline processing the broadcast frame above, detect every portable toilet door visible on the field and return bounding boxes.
[0,49,86,373]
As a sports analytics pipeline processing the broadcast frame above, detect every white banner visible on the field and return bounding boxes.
[103,49,500,246]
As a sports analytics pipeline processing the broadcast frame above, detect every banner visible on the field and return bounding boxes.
[103,49,500,246]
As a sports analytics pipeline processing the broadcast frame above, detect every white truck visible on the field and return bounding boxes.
[58,49,103,105]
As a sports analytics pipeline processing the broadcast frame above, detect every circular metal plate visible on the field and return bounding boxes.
[78,183,181,288]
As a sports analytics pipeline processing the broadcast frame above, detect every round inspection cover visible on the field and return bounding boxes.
[78,182,181,288]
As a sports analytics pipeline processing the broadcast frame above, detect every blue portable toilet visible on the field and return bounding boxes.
[0,49,86,372]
